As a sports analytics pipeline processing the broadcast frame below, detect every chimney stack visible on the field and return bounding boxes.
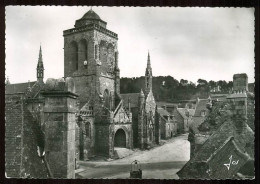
[227,74,248,134]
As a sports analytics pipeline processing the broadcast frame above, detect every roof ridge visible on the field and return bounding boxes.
[7,81,37,85]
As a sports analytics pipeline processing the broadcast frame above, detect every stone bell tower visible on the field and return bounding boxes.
[63,9,119,109]
[63,9,121,158]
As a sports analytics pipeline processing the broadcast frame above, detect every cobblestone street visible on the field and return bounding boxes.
[77,134,190,179]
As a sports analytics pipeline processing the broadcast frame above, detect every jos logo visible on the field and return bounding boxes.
[224,155,239,171]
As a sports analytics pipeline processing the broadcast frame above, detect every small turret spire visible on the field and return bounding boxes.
[145,51,153,96]
[147,51,151,67]
[37,45,44,83]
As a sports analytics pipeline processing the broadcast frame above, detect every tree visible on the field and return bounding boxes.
[180,79,188,86]
[209,80,216,88]
[197,79,208,86]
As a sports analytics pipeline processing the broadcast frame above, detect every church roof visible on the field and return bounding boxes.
[5,81,37,94]
[81,9,101,20]
[120,93,140,108]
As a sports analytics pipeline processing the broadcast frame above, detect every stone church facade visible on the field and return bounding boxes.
[5,9,160,178]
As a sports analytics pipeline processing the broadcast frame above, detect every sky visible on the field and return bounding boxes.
[5,6,255,84]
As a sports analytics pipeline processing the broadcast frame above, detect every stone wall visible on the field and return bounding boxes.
[95,124,111,156]
[5,94,48,178]
[5,95,24,177]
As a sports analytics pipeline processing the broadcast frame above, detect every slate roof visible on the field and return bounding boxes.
[191,116,206,130]
[157,107,176,122]
[5,81,37,94]
[120,93,140,108]
[188,109,195,116]
[194,99,209,117]
[189,99,210,131]
[177,108,188,119]
[194,121,253,162]
[156,101,177,107]
[157,107,170,116]
[178,119,254,179]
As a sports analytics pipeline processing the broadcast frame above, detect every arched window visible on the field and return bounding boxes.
[99,41,107,68]
[95,45,98,59]
[85,122,91,138]
[79,39,88,67]
[69,41,78,71]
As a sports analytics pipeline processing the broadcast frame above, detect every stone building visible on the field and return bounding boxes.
[173,107,194,134]
[178,73,254,179]
[157,107,177,139]
[121,52,159,149]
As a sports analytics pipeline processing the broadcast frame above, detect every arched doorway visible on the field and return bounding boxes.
[114,129,126,148]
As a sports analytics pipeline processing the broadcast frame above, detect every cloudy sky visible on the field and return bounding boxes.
[6,6,254,84]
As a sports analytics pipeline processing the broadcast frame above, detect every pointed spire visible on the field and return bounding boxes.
[38,45,43,65]
[37,44,44,82]
[147,50,151,67]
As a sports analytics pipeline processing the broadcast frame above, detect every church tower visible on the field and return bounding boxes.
[37,45,44,83]
[63,9,121,157]
[145,51,153,96]
[63,9,119,109]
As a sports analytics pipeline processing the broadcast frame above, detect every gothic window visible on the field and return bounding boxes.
[85,122,91,138]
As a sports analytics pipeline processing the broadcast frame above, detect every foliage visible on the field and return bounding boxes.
[120,76,233,102]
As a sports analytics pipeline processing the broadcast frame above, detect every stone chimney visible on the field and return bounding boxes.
[233,73,248,92]
[227,74,248,134]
